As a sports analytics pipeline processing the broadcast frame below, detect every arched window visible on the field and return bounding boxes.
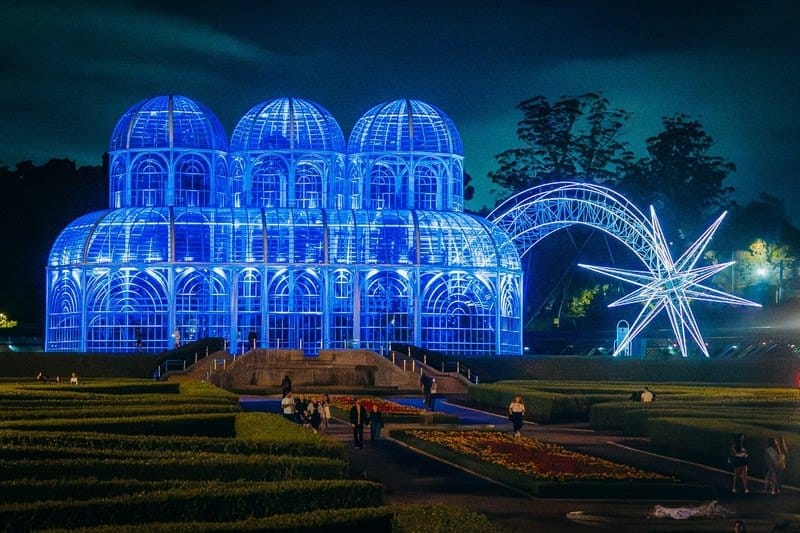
[175,155,210,207]
[362,271,412,350]
[131,155,167,207]
[415,165,439,210]
[110,158,127,208]
[420,272,494,355]
[295,159,324,208]
[251,156,286,208]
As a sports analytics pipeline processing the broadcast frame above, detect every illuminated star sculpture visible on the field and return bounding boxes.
[579,207,761,357]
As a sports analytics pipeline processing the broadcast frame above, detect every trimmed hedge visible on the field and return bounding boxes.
[468,383,614,422]
[0,426,343,460]
[0,453,346,482]
[0,413,238,437]
[0,403,240,420]
[0,480,383,530]
[39,507,396,532]
[645,417,800,485]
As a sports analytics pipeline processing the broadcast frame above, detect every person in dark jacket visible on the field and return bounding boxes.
[349,399,368,449]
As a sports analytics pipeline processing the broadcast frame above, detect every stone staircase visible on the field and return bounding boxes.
[193,348,423,392]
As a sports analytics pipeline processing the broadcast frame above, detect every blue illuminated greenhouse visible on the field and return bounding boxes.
[46,95,523,355]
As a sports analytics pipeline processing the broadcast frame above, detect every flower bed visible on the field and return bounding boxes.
[328,396,459,424]
[394,429,714,499]
[406,430,664,481]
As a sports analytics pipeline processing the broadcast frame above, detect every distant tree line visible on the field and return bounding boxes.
[0,158,106,329]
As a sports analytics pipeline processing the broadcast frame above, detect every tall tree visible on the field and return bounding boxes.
[489,92,632,196]
[620,114,735,240]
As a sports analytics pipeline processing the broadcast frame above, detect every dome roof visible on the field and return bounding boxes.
[108,95,228,151]
[348,99,464,155]
[230,97,346,153]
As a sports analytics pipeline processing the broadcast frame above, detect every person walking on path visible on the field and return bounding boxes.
[508,395,526,437]
[764,435,788,495]
[367,404,385,446]
[349,399,368,449]
[729,432,750,494]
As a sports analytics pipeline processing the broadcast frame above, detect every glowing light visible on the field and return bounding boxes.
[579,207,761,357]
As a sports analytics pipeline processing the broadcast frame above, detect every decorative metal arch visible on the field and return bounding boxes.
[489,182,658,270]
[488,181,760,358]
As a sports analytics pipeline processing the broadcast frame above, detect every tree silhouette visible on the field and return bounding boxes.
[0,158,106,328]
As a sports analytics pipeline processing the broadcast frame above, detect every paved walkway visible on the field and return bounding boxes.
[240,395,800,532]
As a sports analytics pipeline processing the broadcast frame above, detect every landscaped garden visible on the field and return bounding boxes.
[0,378,492,532]
[465,379,800,489]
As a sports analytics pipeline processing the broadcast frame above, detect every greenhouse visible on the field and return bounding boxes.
[45,95,523,355]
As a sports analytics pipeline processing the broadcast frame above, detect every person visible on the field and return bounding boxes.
[172,328,180,348]
[69,371,78,385]
[36,371,48,383]
[729,433,750,494]
[135,328,142,351]
[321,394,332,431]
[349,399,368,449]
[421,374,432,410]
[310,400,322,433]
[247,329,257,350]
[430,378,438,411]
[280,392,296,422]
[508,395,526,437]
[54,376,61,384]
[299,409,311,429]
[640,386,654,402]
[733,519,747,533]
[280,375,292,398]
[367,404,385,446]
[765,435,788,495]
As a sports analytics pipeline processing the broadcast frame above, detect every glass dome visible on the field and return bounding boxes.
[230,97,345,152]
[107,95,229,210]
[348,99,464,155]
[348,99,465,211]
[109,95,228,151]
[229,98,346,209]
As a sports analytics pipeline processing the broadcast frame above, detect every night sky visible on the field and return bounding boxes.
[2,0,799,217]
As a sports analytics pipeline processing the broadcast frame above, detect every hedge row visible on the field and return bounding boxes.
[0,403,240,420]
[40,507,396,533]
[590,401,799,435]
[0,412,238,437]
[0,453,346,482]
[645,417,800,485]
[19,381,182,395]
[468,383,613,422]
[0,420,344,459]
[0,480,383,531]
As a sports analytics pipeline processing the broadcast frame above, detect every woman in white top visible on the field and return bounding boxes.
[508,395,525,437]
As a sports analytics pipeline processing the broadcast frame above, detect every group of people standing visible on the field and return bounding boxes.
[279,375,331,434]
[729,432,789,495]
[278,375,384,447]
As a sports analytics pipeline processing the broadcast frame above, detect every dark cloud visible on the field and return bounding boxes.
[1,0,799,218]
